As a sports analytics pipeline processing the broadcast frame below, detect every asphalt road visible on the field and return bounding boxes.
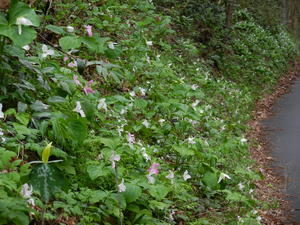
[263,78,300,221]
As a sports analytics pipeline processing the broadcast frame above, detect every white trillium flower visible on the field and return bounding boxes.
[66,25,74,33]
[142,120,150,128]
[146,41,153,46]
[191,84,198,90]
[21,183,33,198]
[109,151,120,169]
[192,100,200,108]
[139,87,146,96]
[108,42,116,49]
[240,138,247,143]
[218,172,231,183]
[118,178,126,192]
[187,137,196,145]
[238,183,244,190]
[22,45,30,51]
[129,91,136,97]
[97,98,107,111]
[120,108,127,115]
[0,103,4,119]
[41,44,55,58]
[142,150,151,161]
[183,170,191,181]
[147,174,155,184]
[166,170,174,180]
[73,101,86,118]
[16,17,33,35]
[159,119,165,123]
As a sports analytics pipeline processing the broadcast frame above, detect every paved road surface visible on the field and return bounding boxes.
[263,79,300,221]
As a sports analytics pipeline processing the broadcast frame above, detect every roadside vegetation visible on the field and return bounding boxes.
[0,0,298,224]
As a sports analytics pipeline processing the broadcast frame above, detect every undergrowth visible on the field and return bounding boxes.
[0,0,298,224]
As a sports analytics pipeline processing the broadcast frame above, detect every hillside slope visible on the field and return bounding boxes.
[0,0,297,224]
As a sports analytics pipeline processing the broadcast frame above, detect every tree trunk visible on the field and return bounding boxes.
[226,0,234,29]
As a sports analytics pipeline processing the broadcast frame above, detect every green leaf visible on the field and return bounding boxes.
[0,12,7,25]
[29,164,65,203]
[202,172,219,189]
[12,123,38,136]
[15,113,30,126]
[47,96,67,104]
[8,1,40,26]
[99,137,121,149]
[148,184,169,201]
[89,190,108,204]
[86,164,110,180]
[173,146,194,156]
[59,36,81,50]
[0,25,36,47]
[67,118,88,146]
[122,183,142,203]
[45,24,65,34]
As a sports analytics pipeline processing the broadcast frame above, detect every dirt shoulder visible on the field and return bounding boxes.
[248,61,300,225]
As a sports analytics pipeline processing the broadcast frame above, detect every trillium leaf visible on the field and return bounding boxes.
[8,1,40,26]
[122,183,142,203]
[45,24,65,34]
[148,184,169,201]
[86,164,110,180]
[59,36,81,50]
[29,164,65,203]
[0,12,7,25]
[0,25,36,47]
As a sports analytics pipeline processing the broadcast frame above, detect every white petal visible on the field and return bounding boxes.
[118,179,126,192]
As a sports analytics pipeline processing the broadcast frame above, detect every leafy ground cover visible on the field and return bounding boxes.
[0,0,298,224]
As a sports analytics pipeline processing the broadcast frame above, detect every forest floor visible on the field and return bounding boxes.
[249,60,300,225]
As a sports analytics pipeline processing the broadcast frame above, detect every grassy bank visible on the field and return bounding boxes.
[0,0,298,224]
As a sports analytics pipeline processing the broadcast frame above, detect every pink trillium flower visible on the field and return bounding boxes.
[63,56,69,62]
[148,163,160,175]
[84,25,93,37]
[127,133,135,144]
[73,75,81,86]
[83,80,95,95]
[68,61,77,68]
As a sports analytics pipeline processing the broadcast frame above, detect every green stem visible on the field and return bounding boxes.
[114,164,123,225]
[0,36,5,54]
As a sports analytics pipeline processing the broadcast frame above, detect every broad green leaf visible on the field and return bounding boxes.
[99,137,121,149]
[45,24,65,34]
[8,1,40,26]
[122,183,142,203]
[0,198,30,225]
[47,96,67,104]
[12,123,38,136]
[59,36,81,50]
[202,172,219,189]
[15,113,30,126]
[173,146,194,156]
[30,100,49,112]
[67,118,88,146]
[89,190,108,204]
[29,164,65,203]
[0,12,7,25]
[86,164,110,180]
[148,184,169,201]
[42,142,52,163]
[0,25,36,47]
